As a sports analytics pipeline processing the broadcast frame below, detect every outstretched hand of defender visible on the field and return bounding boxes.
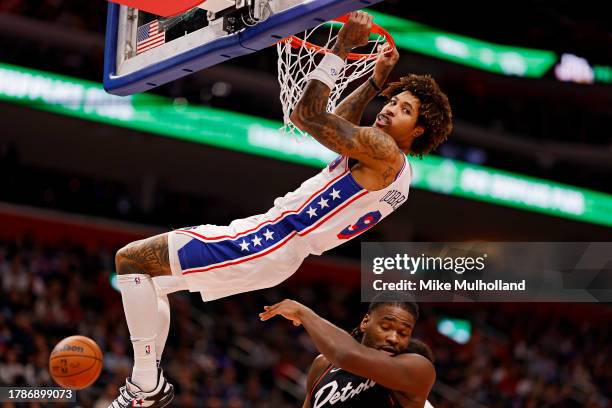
[336,11,373,50]
[373,43,399,87]
[259,299,307,327]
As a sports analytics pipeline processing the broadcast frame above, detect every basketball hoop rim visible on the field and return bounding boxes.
[285,14,395,61]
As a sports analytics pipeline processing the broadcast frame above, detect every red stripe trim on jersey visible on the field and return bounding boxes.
[308,364,334,402]
[394,156,407,181]
[175,168,350,242]
[298,190,368,237]
[182,231,297,274]
[180,190,369,274]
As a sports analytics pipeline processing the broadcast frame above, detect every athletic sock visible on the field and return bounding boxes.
[155,293,171,363]
[118,274,159,392]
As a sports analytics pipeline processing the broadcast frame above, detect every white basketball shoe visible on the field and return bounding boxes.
[108,369,174,408]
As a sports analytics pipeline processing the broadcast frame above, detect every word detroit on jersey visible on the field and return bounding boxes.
[108,11,452,408]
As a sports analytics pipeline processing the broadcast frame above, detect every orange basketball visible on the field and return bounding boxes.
[49,335,103,390]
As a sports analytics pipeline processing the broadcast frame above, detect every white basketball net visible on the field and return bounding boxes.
[277,21,388,137]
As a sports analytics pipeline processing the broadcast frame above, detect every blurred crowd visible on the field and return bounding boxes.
[0,0,106,32]
[0,141,244,229]
[425,308,610,408]
[1,237,609,407]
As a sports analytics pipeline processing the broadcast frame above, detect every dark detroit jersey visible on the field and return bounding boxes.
[310,365,400,407]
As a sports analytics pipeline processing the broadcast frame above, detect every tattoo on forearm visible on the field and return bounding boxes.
[295,80,350,152]
[331,43,351,60]
[297,80,329,121]
[334,81,379,125]
[294,78,398,166]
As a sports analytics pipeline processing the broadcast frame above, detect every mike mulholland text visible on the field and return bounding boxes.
[373,279,527,291]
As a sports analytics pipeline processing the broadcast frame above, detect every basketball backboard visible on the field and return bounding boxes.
[103,0,384,96]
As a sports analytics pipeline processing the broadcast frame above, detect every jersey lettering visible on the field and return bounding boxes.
[379,189,406,210]
[313,379,377,408]
[337,211,382,239]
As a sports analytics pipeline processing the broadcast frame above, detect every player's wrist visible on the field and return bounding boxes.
[296,305,313,321]
[369,76,383,93]
[331,42,350,60]
[373,68,391,87]
[308,52,345,90]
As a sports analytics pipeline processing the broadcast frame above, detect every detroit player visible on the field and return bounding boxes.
[109,11,452,407]
[259,298,436,407]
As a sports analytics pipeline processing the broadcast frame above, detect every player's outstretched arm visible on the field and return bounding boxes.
[333,44,399,125]
[290,12,402,174]
[260,300,436,398]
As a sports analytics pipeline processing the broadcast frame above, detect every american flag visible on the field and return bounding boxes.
[136,20,165,54]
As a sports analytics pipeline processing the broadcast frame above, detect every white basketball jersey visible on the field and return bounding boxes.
[169,155,412,301]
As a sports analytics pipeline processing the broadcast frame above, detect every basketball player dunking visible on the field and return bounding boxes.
[259,299,435,408]
[109,11,452,407]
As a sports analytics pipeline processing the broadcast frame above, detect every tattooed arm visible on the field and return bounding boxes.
[291,79,399,166]
[332,80,379,125]
[333,44,399,125]
[290,12,403,175]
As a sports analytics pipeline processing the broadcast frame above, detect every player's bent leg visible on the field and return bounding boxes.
[110,233,175,408]
[155,293,171,364]
[115,233,172,278]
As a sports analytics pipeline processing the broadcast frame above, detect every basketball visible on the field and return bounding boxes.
[49,335,103,390]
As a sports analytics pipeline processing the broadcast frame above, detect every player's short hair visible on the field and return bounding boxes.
[381,74,453,158]
[367,298,419,322]
[350,295,420,342]
[367,292,419,321]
